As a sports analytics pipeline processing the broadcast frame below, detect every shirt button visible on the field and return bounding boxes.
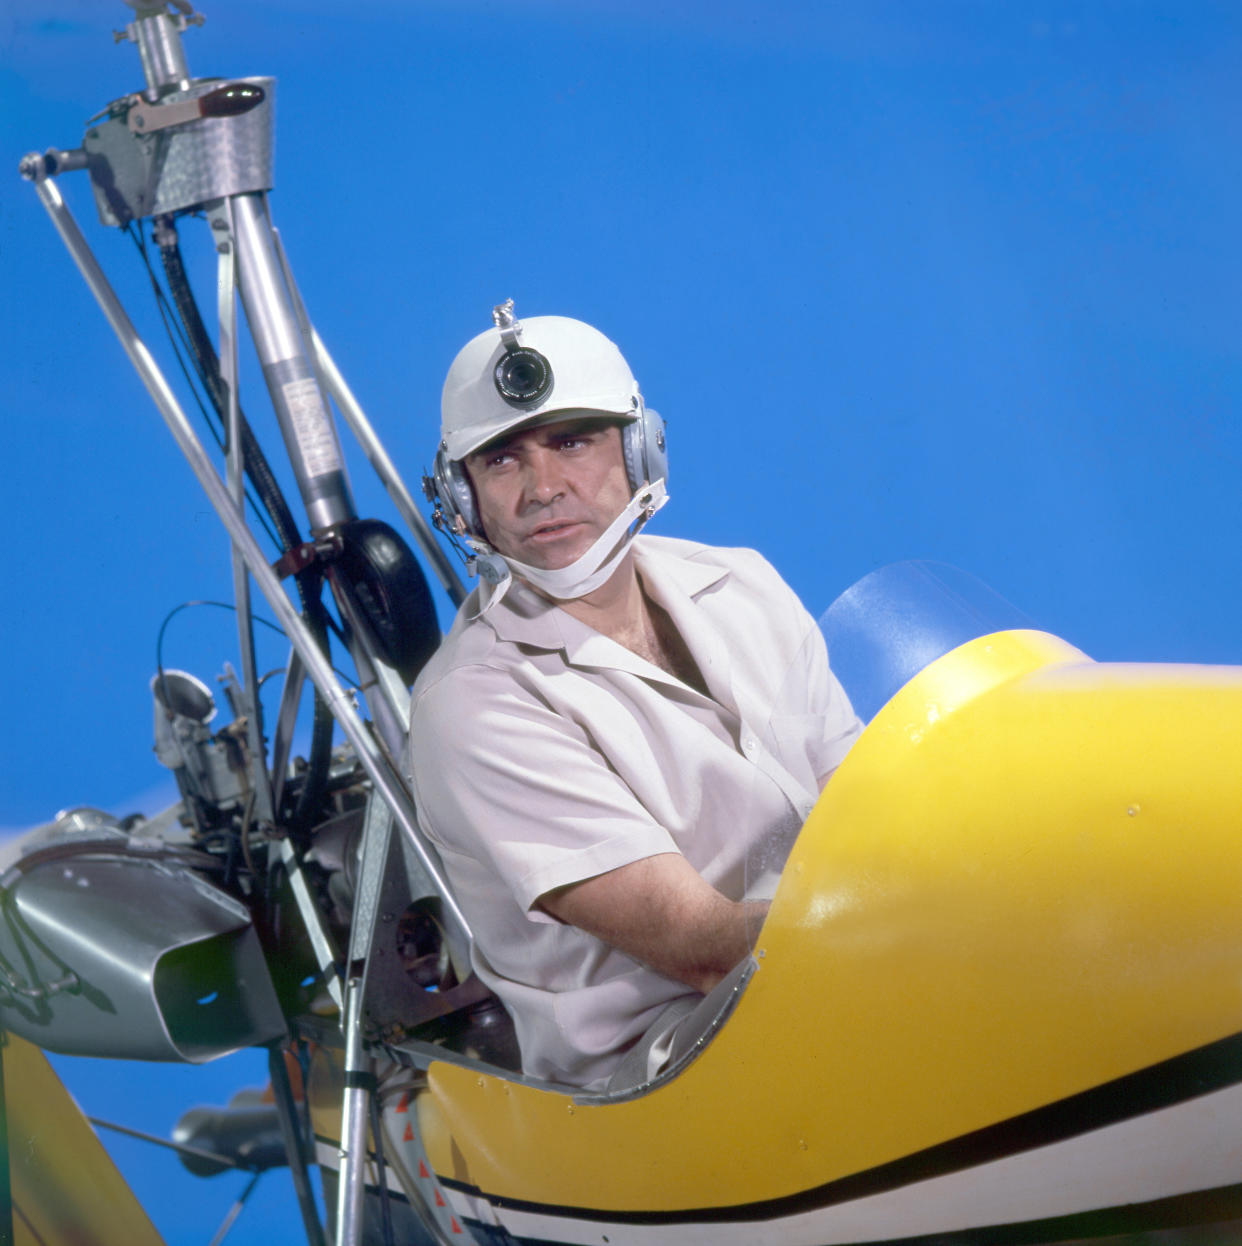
[742,735,758,757]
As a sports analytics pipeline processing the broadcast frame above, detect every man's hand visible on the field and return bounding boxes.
[538,853,767,995]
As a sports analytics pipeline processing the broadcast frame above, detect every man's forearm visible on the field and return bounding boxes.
[667,896,769,995]
[539,853,769,995]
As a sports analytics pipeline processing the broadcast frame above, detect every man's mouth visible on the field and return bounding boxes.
[528,519,584,541]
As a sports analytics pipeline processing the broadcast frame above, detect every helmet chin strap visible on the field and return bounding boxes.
[472,479,668,608]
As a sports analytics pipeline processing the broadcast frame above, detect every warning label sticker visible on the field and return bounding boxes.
[283,377,341,477]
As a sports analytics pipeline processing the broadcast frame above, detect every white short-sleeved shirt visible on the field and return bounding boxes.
[408,536,860,1088]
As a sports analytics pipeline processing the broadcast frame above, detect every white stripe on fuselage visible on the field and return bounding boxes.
[479,1082,1242,1245]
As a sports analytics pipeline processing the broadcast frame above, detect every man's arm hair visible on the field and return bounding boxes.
[538,852,768,996]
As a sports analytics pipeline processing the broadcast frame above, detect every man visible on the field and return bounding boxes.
[411,302,860,1090]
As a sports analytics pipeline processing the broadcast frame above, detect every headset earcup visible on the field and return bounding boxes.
[435,448,481,536]
[622,404,668,491]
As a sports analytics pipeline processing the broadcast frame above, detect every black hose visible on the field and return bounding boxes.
[157,231,302,549]
[155,219,335,837]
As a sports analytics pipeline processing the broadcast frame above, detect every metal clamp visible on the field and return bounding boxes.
[272,532,343,581]
[127,81,266,133]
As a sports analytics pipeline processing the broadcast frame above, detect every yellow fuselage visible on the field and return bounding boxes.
[403,630,1242,1217]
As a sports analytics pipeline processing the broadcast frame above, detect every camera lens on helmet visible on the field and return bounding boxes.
[494,347,553,407]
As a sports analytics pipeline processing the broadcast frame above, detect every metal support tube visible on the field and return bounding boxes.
[336,794,394,1246]
[312,330,466,606]
[270,219,464,604]
[268,1044,328,1246]
[218,201,275,825]
[264,225,425,748]
[131,12,191,97]
[231,191,355,531]
[207,1172,262,1246]
[327,567,410,760]
[335,980,371,1246]
[28,177,473,965]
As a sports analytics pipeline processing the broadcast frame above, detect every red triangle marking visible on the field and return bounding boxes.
[403,1122,414,1142]
[395,1092,409,1113]
[451,1217,463,1234]
[418,1160,430,1179]
[434,1188,446,1207]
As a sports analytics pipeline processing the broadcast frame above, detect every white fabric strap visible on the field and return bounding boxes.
[472,479,668,609]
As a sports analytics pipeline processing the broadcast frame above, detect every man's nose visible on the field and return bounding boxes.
[521,449,566,505]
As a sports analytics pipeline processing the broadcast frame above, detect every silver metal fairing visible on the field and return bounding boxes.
[0,848,285,1062]
[84,76,274,226]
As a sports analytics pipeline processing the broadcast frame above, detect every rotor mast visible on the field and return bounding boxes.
[117,0,200,99]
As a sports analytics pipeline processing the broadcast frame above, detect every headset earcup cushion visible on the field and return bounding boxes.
[623,405,668,490]
[436,450,480,536]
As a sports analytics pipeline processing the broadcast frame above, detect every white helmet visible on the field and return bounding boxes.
[426,301,669,601]
[440,305,641,461]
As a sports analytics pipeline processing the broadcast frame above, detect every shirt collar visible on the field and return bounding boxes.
[473,538,730,656]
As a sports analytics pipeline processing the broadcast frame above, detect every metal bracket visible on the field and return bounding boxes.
[273,532,343,582]
[127,82,266,134]
[0,965,79,1005]
[491,297,521,351]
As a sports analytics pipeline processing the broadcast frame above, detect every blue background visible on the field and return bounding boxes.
[2,1,1240,1242]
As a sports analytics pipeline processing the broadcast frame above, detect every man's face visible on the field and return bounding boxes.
[463,417,631,570]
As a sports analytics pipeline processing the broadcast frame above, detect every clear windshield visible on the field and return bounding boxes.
[740,560,1033,928]
[818,560,1035,725]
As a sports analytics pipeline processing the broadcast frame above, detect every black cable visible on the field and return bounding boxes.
[154,599,359,706]
[283,580,338,839]
[126,222,284,552]
[154,227,302,551]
